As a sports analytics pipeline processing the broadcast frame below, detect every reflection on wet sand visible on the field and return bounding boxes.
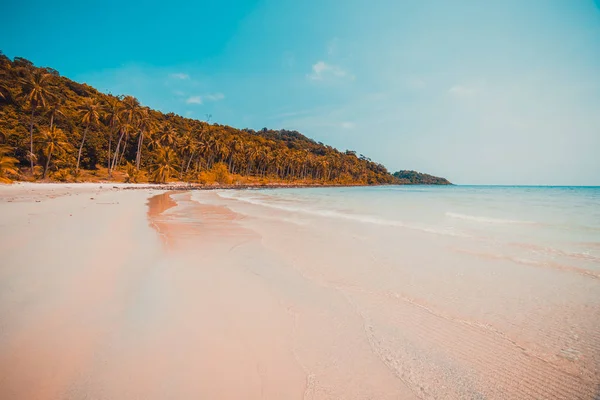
[147,191,257,250]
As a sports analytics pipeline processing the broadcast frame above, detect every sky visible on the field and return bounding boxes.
[2,0,600,185]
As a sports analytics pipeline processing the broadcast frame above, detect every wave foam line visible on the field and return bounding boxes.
[217,191,469,237]
[446,212,536,225]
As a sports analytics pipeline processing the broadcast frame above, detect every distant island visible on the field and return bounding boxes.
[393,170,451,185]
[0,54,449,186]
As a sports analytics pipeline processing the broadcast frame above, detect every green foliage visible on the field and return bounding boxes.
[51,168,72,182]
[124,162,140,183]
[0,55,400,184]
[0,144,19,183]
[198,162,232,185]
[392,170,451,185]
[149,147,179,183]
[36,126,72,178]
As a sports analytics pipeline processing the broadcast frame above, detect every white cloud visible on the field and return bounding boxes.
[185,93,225,105]
[186,96,202,104]
[341,122,355,129]
[204,93,225,101]
[448,84,478,97]
[308,61,354,81]
[170,73,190,80]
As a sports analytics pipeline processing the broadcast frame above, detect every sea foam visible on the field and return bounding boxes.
[217,191,467,237]
[445,212,535,225]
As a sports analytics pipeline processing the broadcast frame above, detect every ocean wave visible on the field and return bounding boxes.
[510,242,600,263]
[217,191,468,237]
[454,248,600,279]
[446,212,535,225]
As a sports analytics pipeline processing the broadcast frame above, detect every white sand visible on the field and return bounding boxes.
[0,184,598,399]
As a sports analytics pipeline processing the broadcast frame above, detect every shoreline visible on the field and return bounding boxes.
[1,181,453,191]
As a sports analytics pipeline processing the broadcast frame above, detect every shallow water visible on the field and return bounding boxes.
[218,185,600,274]
[208,185,600,399]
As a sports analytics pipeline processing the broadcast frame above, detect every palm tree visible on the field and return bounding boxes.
[135,108,153,169]
[178,131,196,178]
[111,96,140,170]
[146,128,161,151]
[76,97,101,172]
[204,135,219,168]
[37,126,71,179]
[19,69,53,173]
[158,124,178,148]
[0,83,12,102]
[104,96,122,176]
[0,144,19,183]
[112,121,131,171]
[121,95,141,125]
[247,145,260,175]
[149,146,179,183]
[46,99,65,130]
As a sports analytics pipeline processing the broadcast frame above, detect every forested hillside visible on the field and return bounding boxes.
[393,170,451,185]
[0,54,395,184]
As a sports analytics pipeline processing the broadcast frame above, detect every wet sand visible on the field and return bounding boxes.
[0,185,599,399]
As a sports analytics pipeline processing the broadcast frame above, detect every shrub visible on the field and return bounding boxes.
[211,162,232,184]
[124,162,140,183]
[52,169,72,182]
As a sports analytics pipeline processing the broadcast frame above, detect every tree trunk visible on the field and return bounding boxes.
[185,150,195,174]
[107,132,112,177]
[117,140,127,168]
[29,107,35,174]
[76,126,88,172]
[111,129,125,171]
[43,151,52,179]
[179,156,186,179]
[135,131,144,170]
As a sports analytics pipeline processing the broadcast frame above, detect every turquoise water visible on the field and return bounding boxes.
[219,185,600,273]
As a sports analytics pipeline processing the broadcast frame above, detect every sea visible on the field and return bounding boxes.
[201,185,600,398]
[217,185,600,275]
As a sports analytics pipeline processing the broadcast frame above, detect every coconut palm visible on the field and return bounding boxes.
[46,99,65,130]
[76,97,101,172]
[19,69,53,173]
[121,95,141,126]
[149,146,179,183]
[0,83,12,102]
[111,96,141,169]
[146,128,161,151]
[0,144,19,183]
[104,96,122,176]
[247,145,261,175]
[135,108,153,169]
[111,121,129,171]
[178,131,197,178]
[158,124,178,148]
[37,126,71,178]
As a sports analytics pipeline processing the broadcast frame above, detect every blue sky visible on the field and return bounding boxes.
[3,0,600,184]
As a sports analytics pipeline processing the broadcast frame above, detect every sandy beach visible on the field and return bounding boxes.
[1,184,599,399]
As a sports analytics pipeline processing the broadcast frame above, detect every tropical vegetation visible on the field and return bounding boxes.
[393,170,451,185]
[0,54,449,185]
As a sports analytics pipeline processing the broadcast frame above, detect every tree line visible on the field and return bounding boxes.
[0,54,395,185]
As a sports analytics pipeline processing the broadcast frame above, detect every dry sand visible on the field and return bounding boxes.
[0,184,598,399]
